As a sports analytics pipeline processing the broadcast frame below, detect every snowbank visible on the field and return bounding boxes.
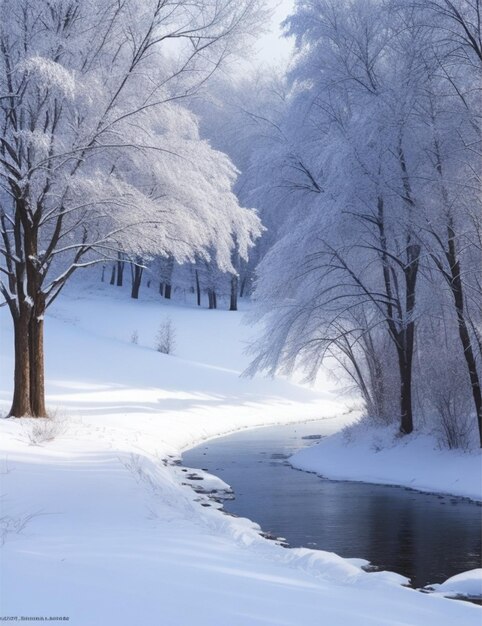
[290,421,482,501]
[1,284,480,625]
[429,569,482,599]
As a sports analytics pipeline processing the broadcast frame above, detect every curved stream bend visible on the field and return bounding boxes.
[182,420,482,590]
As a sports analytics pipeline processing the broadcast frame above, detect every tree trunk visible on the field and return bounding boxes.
[195,270,201,306]
[159,281,164,296]
[397,347,414,435]
[8,307,32,417]
[394,147,419,435]
[116,253,125,287]
[239,276,247,298]
[29,306,46,417]
[101,265,105,282]
[447,231,482,447]
[397,243,419,435]
[131,263,143,299]
[431,133,482,445]
[23,217,47,417]
[161,256,174,299]
[109,264,116,285]
[229,275,238,311]
[454,306,482,447]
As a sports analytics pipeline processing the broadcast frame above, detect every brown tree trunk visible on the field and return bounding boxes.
[28,284,47,417]
[8,306,32,417]
[23,219,47,416]
[29,311,47,417]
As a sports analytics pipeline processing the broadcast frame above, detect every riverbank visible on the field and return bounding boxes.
[1,283,480,625]
[183,421,482,590]
[290,420,482,502]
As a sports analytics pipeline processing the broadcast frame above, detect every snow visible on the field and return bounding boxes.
[18,56,76,99]
[0,282,480,625]
[429,569,482,598]
[290,421,482,502]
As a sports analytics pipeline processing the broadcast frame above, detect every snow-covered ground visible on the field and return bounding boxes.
[291,420,482,502]
[430,569,482,599]
[0,281,480,625]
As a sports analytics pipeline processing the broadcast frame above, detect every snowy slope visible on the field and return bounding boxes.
[431,569,482,599]
[0,283,480,625]
[290,420,482,502]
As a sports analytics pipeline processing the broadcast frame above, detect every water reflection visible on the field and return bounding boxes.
[183,421,482,588]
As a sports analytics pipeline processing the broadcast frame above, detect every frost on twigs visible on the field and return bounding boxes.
[436,411,475,452]
[22,411,68,446]
[156,317,176,355]
[17,56,76,99]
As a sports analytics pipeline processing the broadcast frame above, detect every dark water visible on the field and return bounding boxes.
[183,420,482,589]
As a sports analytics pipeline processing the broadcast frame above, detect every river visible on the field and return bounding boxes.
[182,419,482,589]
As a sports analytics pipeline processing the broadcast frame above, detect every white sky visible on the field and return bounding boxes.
[252,0,295,67]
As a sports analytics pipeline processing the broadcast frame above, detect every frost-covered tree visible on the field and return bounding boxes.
[0,0,263,417]
[246,0,482,446]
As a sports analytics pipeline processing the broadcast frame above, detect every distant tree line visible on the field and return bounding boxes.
[102,250,254,311]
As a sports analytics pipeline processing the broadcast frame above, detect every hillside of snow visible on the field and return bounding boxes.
[0,282,480,625]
